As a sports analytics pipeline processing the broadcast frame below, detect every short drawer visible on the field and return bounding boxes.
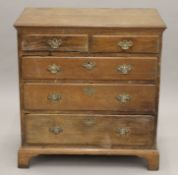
[91,35,160,53]
[22,56,157,81]
[24,83,156,113]
[24,114,155,147]
[21,34,88,52]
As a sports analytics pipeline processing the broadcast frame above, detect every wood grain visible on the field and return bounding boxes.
[14,8,166,170]
[22,34,88,52]
[22,56,158,81]
[14,8,166,29]
[24,114,154,147]
[91,35,160,53]
[18,146,159,170]
[23,83,156,112]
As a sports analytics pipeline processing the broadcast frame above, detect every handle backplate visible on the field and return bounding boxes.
[117,64,132,74]
[48,64,61,74]
[116,94,131,103]
[116,128,130,136]
[48,93,62,102]
[118,40,133,50]
[47,38,63,49]
[82,61,96,70]
[83,86,96,96]
[49,127,63,135]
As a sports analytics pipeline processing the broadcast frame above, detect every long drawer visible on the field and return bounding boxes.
[22,56,157,81]
[24,114,155,147]
[23,83,156,113]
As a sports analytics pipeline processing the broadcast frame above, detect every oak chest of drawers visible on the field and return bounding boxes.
[14,8,166,170]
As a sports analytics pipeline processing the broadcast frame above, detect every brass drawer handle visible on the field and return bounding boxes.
[82,61,96,70]
[118,40,133,50]
[48,93,62,102]
[84,118,95,126]
[48,64,61,74]
[47,38,63,49]
[49,127,63,135]
[116,94,131,103]
[116,128,130,136]
[117,64,132,74]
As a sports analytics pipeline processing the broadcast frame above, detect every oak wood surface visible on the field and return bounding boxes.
[23,83,156,112]
[14,8,166,170]
[18,146,159,170]
[24,114,154,147]
[91,35,160,53]
[14,8,166,29]
[22,34,88,52]
[18,27,164,36]
[22,56,158,81]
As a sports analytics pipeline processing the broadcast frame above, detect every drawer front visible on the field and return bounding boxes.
[21,34,88,52]
[24,114,154,147]
[91,35,160,53]
[24,83,156,113]
[22,57,157,81]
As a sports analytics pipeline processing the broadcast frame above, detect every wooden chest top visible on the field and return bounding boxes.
[14,8,166,29]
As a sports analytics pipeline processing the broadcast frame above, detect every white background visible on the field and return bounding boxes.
[0,0,177,175]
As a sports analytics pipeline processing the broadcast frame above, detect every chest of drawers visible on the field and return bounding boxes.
[14,8,166,170]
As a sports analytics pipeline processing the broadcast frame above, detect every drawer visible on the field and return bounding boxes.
[24,83,156,113]
[22,56,157,81]
[24,114,154,147]
[91,35,160,53]
[21,34,88,52]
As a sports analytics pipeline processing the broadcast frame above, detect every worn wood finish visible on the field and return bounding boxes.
[22,56,158,81]
[14,8,166,28]
[14,8,166,169]
[22,34,88,52]
[23,83,156,112]
[91,35,160,53]
[24,114,154,146]
[18,146,159,170]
